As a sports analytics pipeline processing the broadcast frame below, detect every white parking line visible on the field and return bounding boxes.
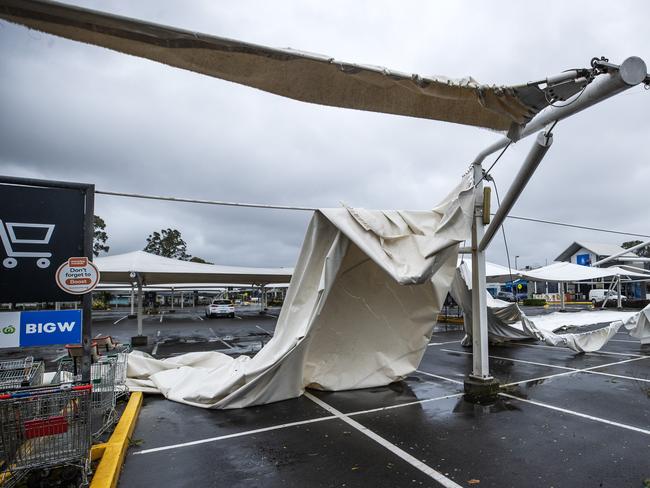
[502,356,650,387]
[152,330,162,356]
[305,392,464,488]
[209,327,234,349]
[113,315,128,325]
[196,315,204,321]
[133,415,338,455]
[513,342,641,358]
[444,348,650,385]
[132,391,464,457]
[499,393,650,436]
[416,369,464,385]
[159,313,164,323]
[440,348,576,371]
[256,325,272,336]
[608,339,639,343]
[428,340,461,346]
[266,313,278,318]
[234,315,242,320]
[346,392,464,417]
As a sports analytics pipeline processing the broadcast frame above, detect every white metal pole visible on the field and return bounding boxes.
[470,162,491,381]
[137,280,143,336]
[480,130,554,251]
[616,276,622,309]
[559,282,565,311]
[130,284,135,315]
[593,238,650,266]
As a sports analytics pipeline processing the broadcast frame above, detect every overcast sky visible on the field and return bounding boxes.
[1,1,648,269]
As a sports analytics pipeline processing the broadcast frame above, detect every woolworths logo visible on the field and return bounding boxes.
[2,325,16,335]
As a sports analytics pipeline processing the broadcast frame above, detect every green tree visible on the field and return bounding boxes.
[144,228,191,260]
[93,215,110,257]
[189,256,213,264]
[622,240,650,258]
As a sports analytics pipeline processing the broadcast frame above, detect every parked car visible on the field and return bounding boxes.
[205,299,235,318]
[495,291,516,302]
[588,289,626,305]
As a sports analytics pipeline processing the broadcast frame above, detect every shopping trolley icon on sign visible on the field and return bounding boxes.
[0,219,55,269]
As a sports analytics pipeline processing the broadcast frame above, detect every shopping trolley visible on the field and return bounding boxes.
[0,219,55,269]
[107,343,131,400]
[55,357,117,437]
[0,384,92,487]
[0,357,45,391]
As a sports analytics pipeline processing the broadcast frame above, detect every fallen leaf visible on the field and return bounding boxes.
[468,480,480,485]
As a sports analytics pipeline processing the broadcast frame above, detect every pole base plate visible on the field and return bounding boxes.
[131,335,148,346]
[464,376,500,404]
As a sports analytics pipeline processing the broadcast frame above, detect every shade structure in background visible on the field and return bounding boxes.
[0,0,589,133]
[126,176,475,408]
[521,261,650,282]
[95,251,292,285]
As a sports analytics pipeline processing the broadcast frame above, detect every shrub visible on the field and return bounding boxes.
[522,298,547,306]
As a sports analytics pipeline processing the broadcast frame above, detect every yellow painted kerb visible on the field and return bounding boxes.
[90,391,143,488]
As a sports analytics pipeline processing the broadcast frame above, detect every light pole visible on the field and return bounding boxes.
[515,255,520,270]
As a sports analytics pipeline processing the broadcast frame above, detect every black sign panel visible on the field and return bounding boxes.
[0,184,85,302]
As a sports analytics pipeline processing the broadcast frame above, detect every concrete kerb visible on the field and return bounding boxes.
[90,391,143,488]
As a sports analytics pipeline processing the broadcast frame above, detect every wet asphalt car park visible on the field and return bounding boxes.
[7,306,649,487]
[111,306,649,488]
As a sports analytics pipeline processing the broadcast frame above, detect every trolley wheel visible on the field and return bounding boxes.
[36,258,50,269]
[2,257,17,268]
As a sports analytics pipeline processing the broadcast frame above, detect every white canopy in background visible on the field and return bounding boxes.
[520,261,650,282]
[0,0,587,133]
[94,251,292,285]
[458,258,519,284]
[126,177,475,408]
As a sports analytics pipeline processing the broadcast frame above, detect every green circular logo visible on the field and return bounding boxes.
[2,325,16,335]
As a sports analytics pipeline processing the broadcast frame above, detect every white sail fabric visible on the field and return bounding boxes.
[126,177,475,408]
[625,304,650,344]
[0,0,582,133]
[451,263,636,353]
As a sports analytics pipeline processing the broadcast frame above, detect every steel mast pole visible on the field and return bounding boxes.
[463,56,647,401]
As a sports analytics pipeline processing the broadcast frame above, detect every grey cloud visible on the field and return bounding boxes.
[1,0,648,270]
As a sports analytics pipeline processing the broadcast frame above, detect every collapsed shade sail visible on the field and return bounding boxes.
[126,177,475,408]
[95,250,292,285]
[0,0,583,132]
[451,262,636,352]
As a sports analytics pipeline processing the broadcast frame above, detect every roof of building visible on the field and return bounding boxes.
[555,241,637,262]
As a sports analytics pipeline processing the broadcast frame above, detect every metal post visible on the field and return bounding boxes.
[464,162,497,401]
[616,276,622,309]
[130,273,148,346]
[170,287,174,311]
[137,280,143,336]
[81,184,95,383]
[130,284,135,316]
[181,291,184,309]
[559,282,565,311]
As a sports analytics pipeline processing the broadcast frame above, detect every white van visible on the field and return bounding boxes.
[588,289,626,305]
